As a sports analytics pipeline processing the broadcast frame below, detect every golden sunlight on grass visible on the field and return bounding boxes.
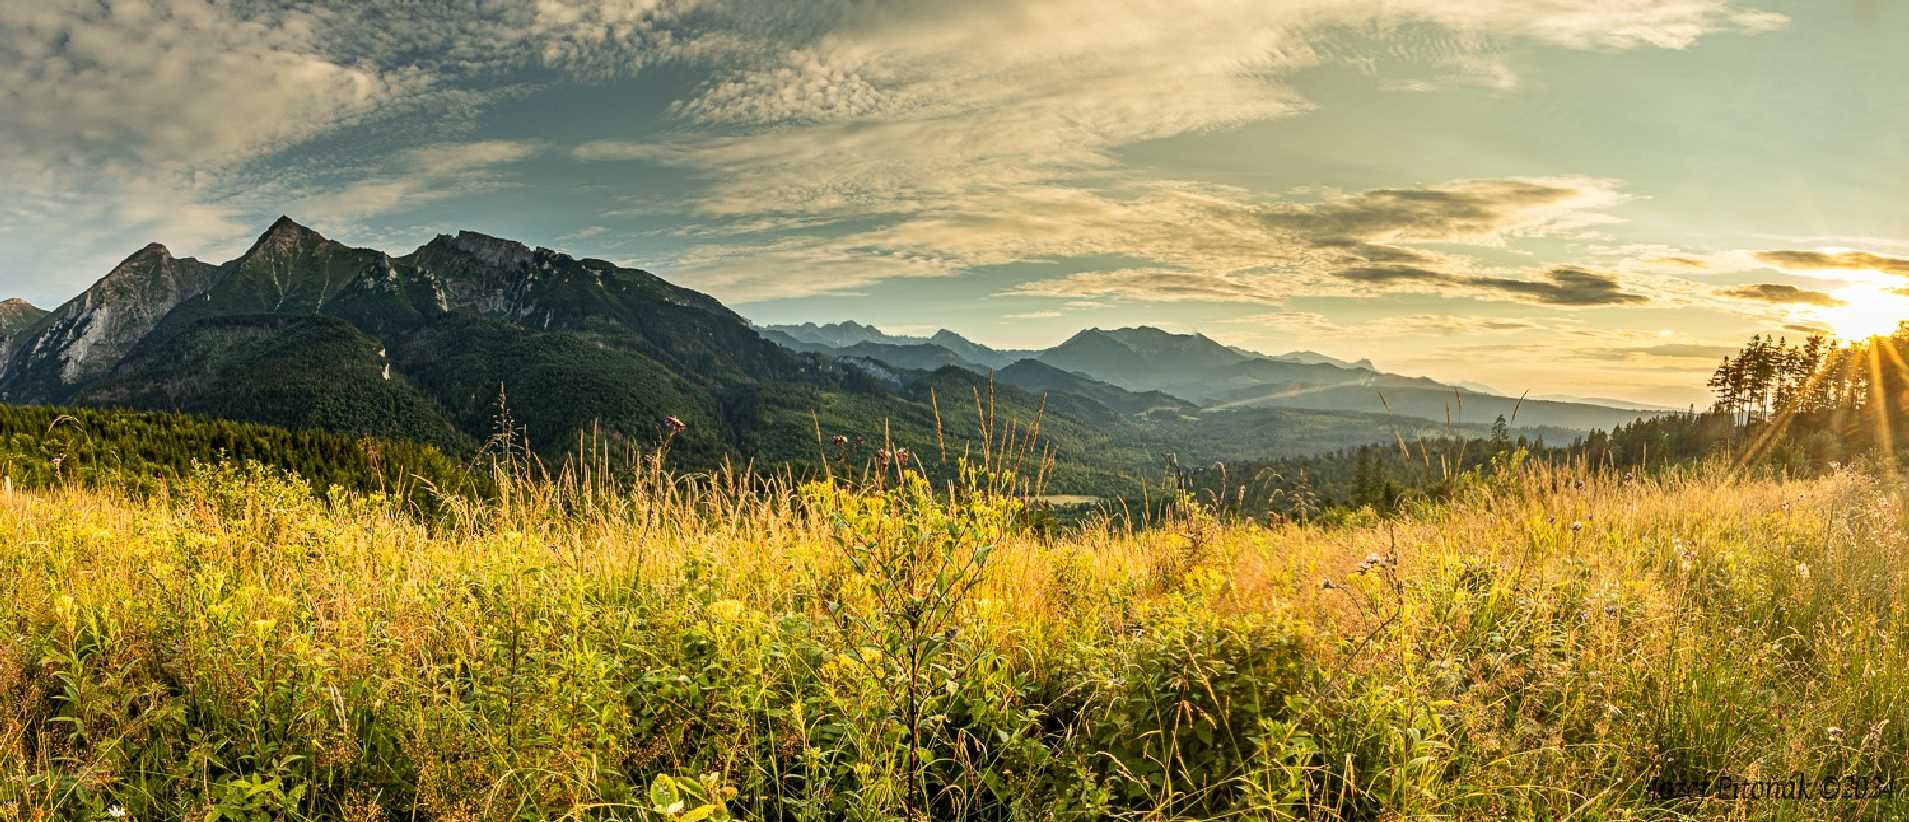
[4,459,1909,818]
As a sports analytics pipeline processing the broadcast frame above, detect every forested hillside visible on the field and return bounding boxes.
[0,404,472,499]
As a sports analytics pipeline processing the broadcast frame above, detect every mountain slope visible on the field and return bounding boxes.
[762,323,1035,369]
[1271,350,1376,370]
[76,314,468,452]
[402,231,792,383]
[4,220,837,462]
[835,342,987,373]
[1,244,221,400]
[930,330,1036,369]
[759,322,1656,432]
[996,359,1195,417]
[763,320,916,349]
[0,299,49,375]
[0,299,45,337]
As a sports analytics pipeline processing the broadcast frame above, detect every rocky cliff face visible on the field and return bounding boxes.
[0,244,219,398]
[0,299,45,337]
[0,216,811,434]
[0,299,49,382]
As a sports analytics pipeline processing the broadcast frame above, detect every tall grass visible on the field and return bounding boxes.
[2,454,1906,819]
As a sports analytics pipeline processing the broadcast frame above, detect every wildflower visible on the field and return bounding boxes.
[107,806,128,819]
[894,447,910,467]
[875,448,891,465]
[662,416,686,435]
[708,599,746,621]
[1863,719,1889,747]
[1570,521,1584,532]
[831,434,848,447]
[1827,726,1845,742]
[1796,562,1811,579]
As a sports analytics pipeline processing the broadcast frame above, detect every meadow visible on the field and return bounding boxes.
[3,453,1907,820]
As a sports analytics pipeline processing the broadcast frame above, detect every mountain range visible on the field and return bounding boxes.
[761,322,1660,431]
[0,218,1649,495]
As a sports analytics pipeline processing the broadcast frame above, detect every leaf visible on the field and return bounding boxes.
[649,774,682,811]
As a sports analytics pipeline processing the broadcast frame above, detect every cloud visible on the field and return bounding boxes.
[1001,267,1285,304]
[290,140,543,229]
[943,176,1630,306]
[0,1,425,171]
[1366,314,1544,335]
[1584,343,1740,361]
[564,1,1771,300]
[561,226,613,241]
[1266,178,1628,245]
[1325,261,1655,307]
[1003,310,1063,320]
[1754,249,1909,277]
[1720,283,1843,306]
[3,0,1787,304]
[1226,311,1343,334]
[1338,265,1448,283]
[1650,255,1713,269]
[1233,309,1549,339]
[1460,266,1648,306]
[664,233,963,300]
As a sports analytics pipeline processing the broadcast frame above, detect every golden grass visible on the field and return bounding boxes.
[2,458,1906,819]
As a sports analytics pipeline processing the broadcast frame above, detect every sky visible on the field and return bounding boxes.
[4,0,1907,407]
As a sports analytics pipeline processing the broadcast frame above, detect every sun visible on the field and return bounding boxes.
[1816,282,1909,341]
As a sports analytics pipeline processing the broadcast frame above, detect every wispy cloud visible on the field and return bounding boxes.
[1720,283,1843,306]
[291,141,544,229]
[566,1,1778,299]
[1365,314,1545,335]
[2,0,1789,309]
[1754,249,1909,277]
[981,177,1652,308]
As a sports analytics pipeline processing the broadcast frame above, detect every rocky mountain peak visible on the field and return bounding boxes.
[0,298,47,337]
[242,216,326,259]
[108,242,175,273]
[1,238,222,391]
[445,231,535,269]
[266,215,310,234]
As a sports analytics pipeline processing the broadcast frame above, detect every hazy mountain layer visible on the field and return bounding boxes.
[760,322,1655,432]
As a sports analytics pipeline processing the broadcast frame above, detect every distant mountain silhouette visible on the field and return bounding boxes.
[758,323,1657,431]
